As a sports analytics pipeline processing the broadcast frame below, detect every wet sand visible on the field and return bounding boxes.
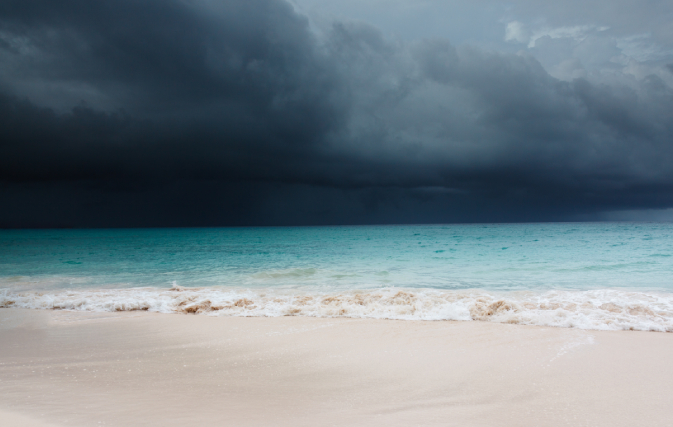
[1,308,672,427]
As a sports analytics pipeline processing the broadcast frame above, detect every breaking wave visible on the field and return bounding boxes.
[2,286,673,332]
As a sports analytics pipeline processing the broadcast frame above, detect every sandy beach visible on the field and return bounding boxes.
[1,308,672,427]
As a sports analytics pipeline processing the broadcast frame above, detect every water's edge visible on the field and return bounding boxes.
[3,286,672,332]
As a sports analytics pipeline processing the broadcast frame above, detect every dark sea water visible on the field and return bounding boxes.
[2,223,673,331]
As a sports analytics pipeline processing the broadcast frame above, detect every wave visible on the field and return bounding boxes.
[2,286,673,332]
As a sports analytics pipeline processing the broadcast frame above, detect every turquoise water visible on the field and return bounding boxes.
[2,223,672,291]
[2,223,673,331]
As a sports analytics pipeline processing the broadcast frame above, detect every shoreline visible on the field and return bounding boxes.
[2,308,673,426]
[4,286,673,332]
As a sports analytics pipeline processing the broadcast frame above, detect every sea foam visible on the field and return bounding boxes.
[2,286,673,332]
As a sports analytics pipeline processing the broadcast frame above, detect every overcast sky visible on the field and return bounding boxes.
[1,0,672,227]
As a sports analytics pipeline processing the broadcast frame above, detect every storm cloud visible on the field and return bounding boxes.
[1,0,673,226]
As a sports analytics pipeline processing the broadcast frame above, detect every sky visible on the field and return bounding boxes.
[1,0,673,227]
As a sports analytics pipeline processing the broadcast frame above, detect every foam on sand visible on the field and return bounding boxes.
[2,286,673,331]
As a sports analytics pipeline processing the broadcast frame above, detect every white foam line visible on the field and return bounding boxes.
[2,286,673,332]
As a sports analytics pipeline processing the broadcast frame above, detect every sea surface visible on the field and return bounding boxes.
[2,223,673,331]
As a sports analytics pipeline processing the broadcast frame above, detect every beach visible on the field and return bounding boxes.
[2,308,672,426]
[3,0,673,423]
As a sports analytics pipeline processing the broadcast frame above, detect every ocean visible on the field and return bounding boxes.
[2,223,673,331]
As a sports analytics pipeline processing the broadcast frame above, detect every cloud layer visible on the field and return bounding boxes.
[1,0,673,226]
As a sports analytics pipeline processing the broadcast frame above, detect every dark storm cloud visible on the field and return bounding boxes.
[1,0,673,227]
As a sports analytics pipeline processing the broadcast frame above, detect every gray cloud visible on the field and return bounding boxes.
[1,0,673,226]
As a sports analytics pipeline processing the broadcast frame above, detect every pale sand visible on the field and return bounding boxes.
[1,309,672,427]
